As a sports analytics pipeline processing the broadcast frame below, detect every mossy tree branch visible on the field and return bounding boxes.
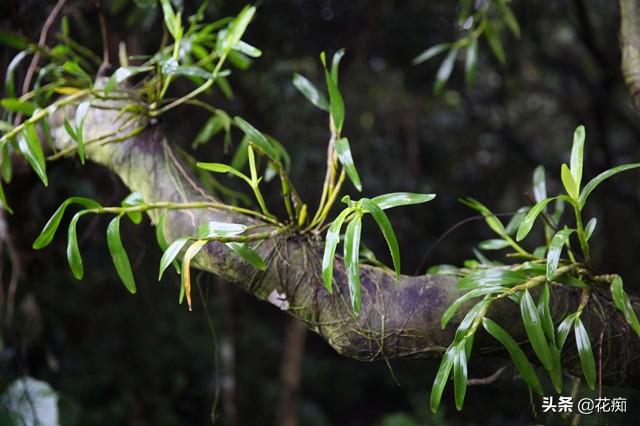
[47,94,640,388]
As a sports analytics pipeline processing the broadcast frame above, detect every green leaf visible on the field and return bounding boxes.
[0,179,11,213]
[73,101,90,164]
[335,137,362,191]
[233,116,280,161]
[361,198,400,278]
[63,61,93,85]
[561,164,578,199]
[556,313,577,350]
[505,207,529,235]
[197,221,247,239]
[537,283,556,346]
[18,124,47,186]
[331,49,346,85]
[344,215,363,314]
[465,38,479,85]
[371,192,435,210]
[584,218,597,241]
[457,268,527,291]
[459,198,506,237]
[532,166,547,203]
[495,0,521,37]
[478,239,510,250]
[484,21,506,64]
[320,52,345,133]
[192,114,226,148]
[234,40,262,58]
[121,192,144,224]
[67,211,87,280]
[516,197,557,241]
[196,161,251,184]
[159,237,190,280]
[292,73,329,111]
[33,197,101,249]
[482,318,543,395]
[429,346,455,413]
[574,318,596,390]
[441,285,503,329]
[434,48,458,95]
[155,212,169,251]
[453,343,468,411]
[570,125,585,190]
[520,290,553,370]
[6,51,29,98]
[610,276,640,336]
[227,242,267,270]
[579,163,640,208]
[221,5,256,53]
[106,215,137,294]
[546,228,574,280]
[160,0,182,40]
[412,43,450,65]
[322,208,352,292]
[0,98,37,115]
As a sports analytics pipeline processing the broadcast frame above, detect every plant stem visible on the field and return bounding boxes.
[89,201,282,225]
[574,208,591,266]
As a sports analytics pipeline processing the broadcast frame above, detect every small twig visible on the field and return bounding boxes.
[94,0,111,74]
[467,366,507,385]
[21,0,68,97]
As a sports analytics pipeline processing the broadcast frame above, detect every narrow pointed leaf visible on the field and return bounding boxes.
[434,48,458,95]
[74,100,90,163]
[574,319,596,390]
[322,208,352,292]
[33,197,101,249]
[546,228,574,280]
[570,125,585,189]
[610,276,640,336]
[321,52,345,132]
[484,21,506,64]
[538,283,556,346]
[441,285,503,329]
[158,237,190,280]
[579,163,640,208]
[361,199,400,278]
[18,124,47,186]
[561,164,578,199]
[227,242,267,270]
[584,218,597,241]
[292,73,329,111]
[233,116,279,160]
[371,192,435,210]
[344,215,363,314]
[412,43,450,65]
[465,38,478,85]
[121,192,144,224]
[453,344,468,411]
[107,215,137,294]
[532,166,547,203]
[430,346,455,413]
[516,197,557,241]
[335,137,362,191]
[67,211,87,280]
[556,313,576,350]
[197,221,247,238]
[483,318,543,395]
[520,290,553,370]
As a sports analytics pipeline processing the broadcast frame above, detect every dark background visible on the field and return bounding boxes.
[1,0,640,424]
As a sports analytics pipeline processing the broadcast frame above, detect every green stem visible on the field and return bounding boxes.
[1,89,91,144]
[89,201,282,225]
[574,208,591,266]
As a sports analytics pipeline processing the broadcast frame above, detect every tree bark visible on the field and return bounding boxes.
[47,94,640,388]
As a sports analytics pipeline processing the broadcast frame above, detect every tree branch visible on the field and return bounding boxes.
[47,94,640,387]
